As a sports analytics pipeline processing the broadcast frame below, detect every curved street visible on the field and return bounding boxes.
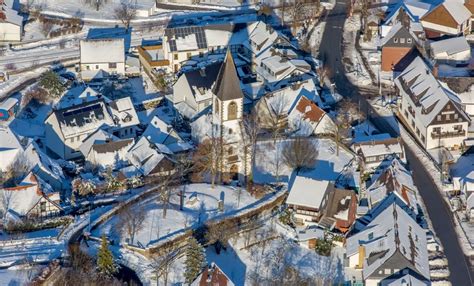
[318,0,474,284]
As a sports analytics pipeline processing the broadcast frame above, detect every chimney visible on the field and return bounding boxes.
[432,64,439,78]
[358,245,365,269]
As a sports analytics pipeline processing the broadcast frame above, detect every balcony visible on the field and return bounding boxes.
[431,130,466,139]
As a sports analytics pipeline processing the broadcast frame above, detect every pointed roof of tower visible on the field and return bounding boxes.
[213,49,243,101]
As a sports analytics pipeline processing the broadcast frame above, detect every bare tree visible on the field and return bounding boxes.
[316,64,331,88]
[241,109,261,183]
[114,1,136,31]
[3,153,30,188]
[118,204,146,245]
[282,137,318,171]
[192,138,223,187]
[357,0,371,33]
[330,99,365,155]
[41,21,54,38]
[151,248,176,286]
[0,189,14,221]
[205,219,237,254]
[291,0,305,34]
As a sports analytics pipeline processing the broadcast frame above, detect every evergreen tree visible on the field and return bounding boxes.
[97,235,118,277]
[184,237,206,284]
[39,71,65,98]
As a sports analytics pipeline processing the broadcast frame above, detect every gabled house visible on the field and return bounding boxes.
[255,79,328,134]
[450,153,474,220]
[0,172,62,221]
[0,0,23,42]
[421,1,472,38]
[44,95,139,160]
[366,157,418,213]
[172,62,222,119]
[430,36,471,66]
[395,56,470,150]
[126,136,176,177]
[321,188,357,233]
[380,23,420,72]
[346,202,430,285]
[80,38,126,80]
[0,125,23,172]
[142,115,192,153]
[380,0,433,38]
[86,138,133,169]
[191,262,234,286]
[0,97,19,121]
[286,174,333,226]
[379,267,430,286]
[352,137,405,171]
[465,0,474,31]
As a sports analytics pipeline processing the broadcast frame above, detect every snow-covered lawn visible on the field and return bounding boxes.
[0,266,42,285]
[92,184,257,247]
[253,138,355,184]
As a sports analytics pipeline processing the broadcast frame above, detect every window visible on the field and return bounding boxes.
[227,101,238,120]
[445,114,450,120]
[40,202,46,212]
[433,127,441,134]
[455,114,458,120]
[187,52,192,59]
[368,232,374,240]
[421,134,425,142]
[400,38,405,44]
[174,54,178,60]
[416,127,420,136]
[407,38,412,43]
[404,110,409,118]
[109,63,117,69]
[437,115,442,121]
[393,38,399,43]
[228,146,233,155]
[411,120,415,128]
[454,124,463,131]
[95,65,99,69]
[228,128,233,135]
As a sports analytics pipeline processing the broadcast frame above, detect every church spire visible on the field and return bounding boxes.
[213,49,243,101]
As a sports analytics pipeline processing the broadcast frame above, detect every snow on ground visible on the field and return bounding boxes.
[342,14,372,86]
[0,266,42,285]
[309,17,327,57]
[92,184,257,247]
[253,138,355,184]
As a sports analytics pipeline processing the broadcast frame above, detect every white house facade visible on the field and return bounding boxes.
[80,38,126,80]
[395,57,470,150]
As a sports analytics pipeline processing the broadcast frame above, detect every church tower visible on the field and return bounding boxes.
[211,49,246,182]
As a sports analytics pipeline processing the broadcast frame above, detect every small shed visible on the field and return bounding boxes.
[0,97,19,121]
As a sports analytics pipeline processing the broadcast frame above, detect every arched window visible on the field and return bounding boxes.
[228,101,237,120]
[215,99,219,115]
[228,128,233,135]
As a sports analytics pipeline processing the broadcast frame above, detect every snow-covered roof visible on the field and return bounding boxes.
[430,36,470,56]
[0,97,18,110]
[384,0,434,24]
[80,38,125,64]
[0,2,23,26]
[352,137,404,158]
[0,125,22,171]
[366,157,418,210]
[287,175,332,210]
[23,141,64,184]
[0,173,60,217]
[79,129,118,156]
[395,56,470,128]
[442,1,471,25]
[127,136,171,176]
[346,202,429,280]
[379,267,431,285]
[109,97,140,128]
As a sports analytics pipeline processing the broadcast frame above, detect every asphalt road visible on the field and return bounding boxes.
[318,0,474,284]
